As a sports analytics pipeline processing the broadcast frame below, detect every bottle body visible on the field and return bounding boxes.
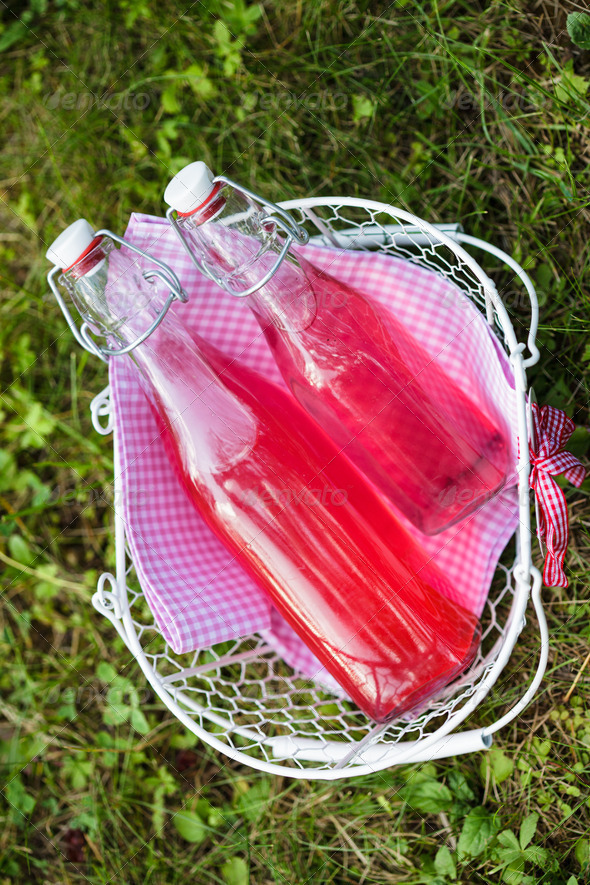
[172,184,509,534]
[57,233,481,721]
[155,344,482,721]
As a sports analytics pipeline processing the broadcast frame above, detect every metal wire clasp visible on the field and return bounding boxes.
[166,175,309,299]
[47,229,188,362]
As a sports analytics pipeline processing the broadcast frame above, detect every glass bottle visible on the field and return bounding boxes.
[164,162,509,535]
[46,218,481,722]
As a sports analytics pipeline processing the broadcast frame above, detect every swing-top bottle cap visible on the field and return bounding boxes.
[46,218,96,270]
[164,161,216,215]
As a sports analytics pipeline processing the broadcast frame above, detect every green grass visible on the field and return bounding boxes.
[1,0,590,882]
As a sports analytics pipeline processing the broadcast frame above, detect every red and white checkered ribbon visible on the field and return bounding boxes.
[529,403,586,587]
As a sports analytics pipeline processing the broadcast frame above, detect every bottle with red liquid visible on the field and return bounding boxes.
[46,218,481,722]
[164,163,509,535]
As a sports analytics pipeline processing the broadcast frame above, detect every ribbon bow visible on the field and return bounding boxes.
[529,403,586,587]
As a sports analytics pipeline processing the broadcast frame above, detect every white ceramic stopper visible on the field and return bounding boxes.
[46,218,96,269]
[164,161,216,214]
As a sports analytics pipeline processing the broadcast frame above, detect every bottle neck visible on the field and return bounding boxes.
[64,236,107,279]
[59,235,197,358]
[61,238,121,340]
[177,184,316,332]
[59,234,257,469]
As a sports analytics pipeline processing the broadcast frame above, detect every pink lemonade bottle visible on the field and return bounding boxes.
[164,163,509,535]
[46,219,481,722]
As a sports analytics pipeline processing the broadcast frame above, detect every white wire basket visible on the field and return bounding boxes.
[87,197,546,779]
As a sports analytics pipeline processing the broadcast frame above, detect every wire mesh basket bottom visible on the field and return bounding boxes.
[94,550,518,775]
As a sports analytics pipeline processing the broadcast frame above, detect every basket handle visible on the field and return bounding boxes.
[481,564,547,739]
[454,233,540,370]
[267,728,492,765]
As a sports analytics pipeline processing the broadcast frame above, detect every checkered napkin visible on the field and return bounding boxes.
[109,212,520,680]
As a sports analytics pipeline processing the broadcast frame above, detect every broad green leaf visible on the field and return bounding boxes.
[185,64,216,99]
[156,765,177,795]
[519,813,538,850]
[502,858,525,884]
[0,449,16,490]
[169,730,199,750]
[96,661,118,683]
[0,734,47,768]
[10,400,56,448]
[107,679,134,707]
[447,770,475,806]
[457,807,496,858]
[434,845,456,880]
[160,82,180,114]
[130,707,150,735]
[568,426,590,459]
[532,738,551,758]
[495,848,523,867]
[523,845,548,866]
[558,801,574,819]
[534,263,553,291]
[221,857,249,885]
[236,778,271,822]
[498,830,520,851]
[0,21,28,53]
[401,778,453,814]
[401,763,437,782]
[120,0,152,28]
[102,703,129,726]
[555,61,589,103]
[8,534,35,567]
[69,809,100,837]
[567,12,590,50]
[4,777,35,825]
[173,810,208,844]
[192,798,225,828]
[95,732,117,768]
[8,535,38,565]
[55,702,77,722]
[150,783,171,835]
[35,565,60,601]
[213,0,262,37]
[575,837,590,871]
[62,756,93,790]
[352,95,376,122]
[481,746,514,784]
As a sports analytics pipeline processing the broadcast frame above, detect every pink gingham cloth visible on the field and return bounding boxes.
[109,212,520,677]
